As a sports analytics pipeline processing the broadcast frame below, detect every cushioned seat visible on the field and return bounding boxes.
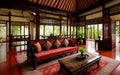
[27,38,77,69]
[35,46,77,60]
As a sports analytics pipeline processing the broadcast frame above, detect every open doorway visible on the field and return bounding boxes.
[11,22,30,52]
[87,24,103,41]
[116,20,120,44]
[0,21,8,62]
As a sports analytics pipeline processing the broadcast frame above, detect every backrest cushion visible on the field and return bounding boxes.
[31,42,42,53]
[62,39,69,47]
[43,41,52,50]
[53,39,61,48]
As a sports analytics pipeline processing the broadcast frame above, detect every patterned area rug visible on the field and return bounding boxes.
[15,54,120,75]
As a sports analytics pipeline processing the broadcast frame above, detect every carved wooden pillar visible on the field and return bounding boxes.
[60,16,62,38]
[8,11,11,48]
[67,15,68,37]
[35,9,40,40]
[99,5,116,50]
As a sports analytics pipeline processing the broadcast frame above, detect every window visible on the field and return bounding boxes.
[87,24,103,40]
[116,20,120,43]
[54,25,60,35]
[71,26,76,38]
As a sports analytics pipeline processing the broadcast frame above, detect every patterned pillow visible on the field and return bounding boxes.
[31,42,42,53]
[62,39,69,47]
[53,40,61,48]
[43,41,52,50]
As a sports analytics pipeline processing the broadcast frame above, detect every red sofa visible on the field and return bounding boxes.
[27,38,78,69]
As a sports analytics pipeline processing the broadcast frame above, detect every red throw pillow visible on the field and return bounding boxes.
[31,42,42,53]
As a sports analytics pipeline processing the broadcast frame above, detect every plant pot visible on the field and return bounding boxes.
[76,54,89,60]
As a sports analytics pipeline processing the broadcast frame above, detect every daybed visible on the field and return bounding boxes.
[27,38,78,69]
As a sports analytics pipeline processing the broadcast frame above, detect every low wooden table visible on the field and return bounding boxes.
[58,52,101,75]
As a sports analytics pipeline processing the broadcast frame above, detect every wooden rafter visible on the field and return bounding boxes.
[63,0,69,10]
[26,0,113,13]
[37,0,42,4]
[44,0,49,6]
[68,0,73,12]
[41,0,45,5]
[54,0,59,8]
[84,0,89,7]
[60,0,66,10]
[33,0,37,3]
[46,0,53,6]
[65,0,71,11]
[51,0,56,7]
[79,0,84,10]
[57,0,64,9]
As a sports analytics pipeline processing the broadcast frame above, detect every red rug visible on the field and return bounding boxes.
[35,60,108,75]
[15,54,120,75]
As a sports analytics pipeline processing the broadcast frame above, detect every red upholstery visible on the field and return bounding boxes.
[35,46,77,60]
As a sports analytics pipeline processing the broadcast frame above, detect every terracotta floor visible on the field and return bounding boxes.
[0,40,120,75]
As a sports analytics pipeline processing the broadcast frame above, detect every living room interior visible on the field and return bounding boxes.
[0,0,120,75]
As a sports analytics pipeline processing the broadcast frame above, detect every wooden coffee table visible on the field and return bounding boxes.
[58,52,101,75]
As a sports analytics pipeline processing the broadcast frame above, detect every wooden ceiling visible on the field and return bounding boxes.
[27,0,76,13]
[26,0,112,13]
[0,0,113,15]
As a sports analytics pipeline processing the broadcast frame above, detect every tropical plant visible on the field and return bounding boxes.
[78,47,86,56]
[79,32,84,39]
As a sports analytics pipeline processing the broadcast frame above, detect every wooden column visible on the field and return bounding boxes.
[8,11,11,48]
[98,5,116,50]
[60,16,62,38]
[35,9,40,40]
[67,15,68,37]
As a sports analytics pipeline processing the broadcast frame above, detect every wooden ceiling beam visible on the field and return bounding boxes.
[51,0,56,7]
[68,0,73,12]
[33,0,37,3]
[84,0,90,7]
[54,0,59,8]
[37,0,42,4]
[79,0,85,10]
[82,0,88,8]
[63,0,69,10]
[71,0,75,12]
[44,0,49,6]
[77,1,82,11]
[41,0,46,5]
[46,0,52,6]
[77,0,113,14]
[57,0,64,9]
[67,0,71,11]
[65,0,70,10]
[60,0,66,10]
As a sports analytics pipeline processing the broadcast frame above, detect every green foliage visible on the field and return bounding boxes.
[78,47,86,53]
[116,26,120,37]
[12,26,20,35]
[79,32,84,39]
[0,37,3,40]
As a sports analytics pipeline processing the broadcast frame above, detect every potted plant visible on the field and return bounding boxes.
[79,32,84,45]
[78,47,86,56]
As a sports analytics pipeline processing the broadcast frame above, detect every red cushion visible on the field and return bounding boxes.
[49,40,55,44]
[58,39,64,43]
[35,46,77,60]
[39,41,45,46]
[31,42,42,53]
